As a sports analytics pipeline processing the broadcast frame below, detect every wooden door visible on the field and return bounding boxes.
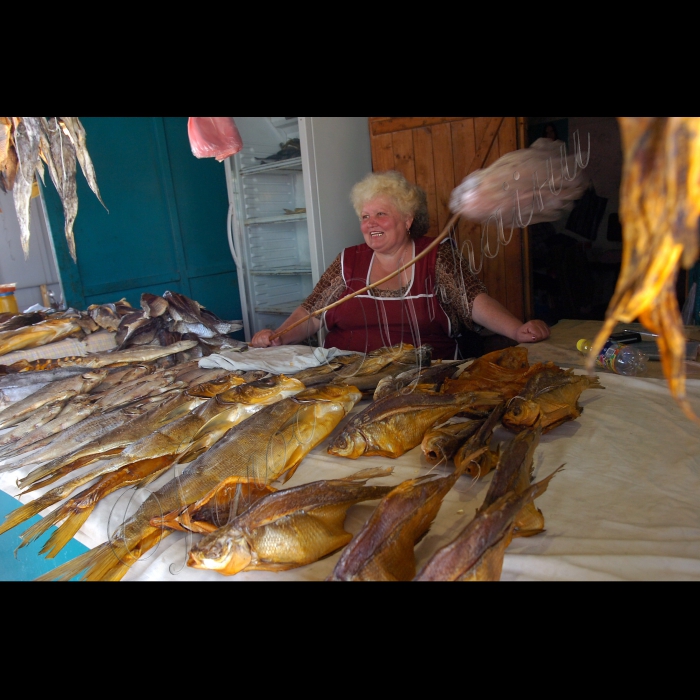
[368,116,531,322]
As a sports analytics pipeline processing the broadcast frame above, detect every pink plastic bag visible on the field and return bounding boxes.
[188,117,243,161]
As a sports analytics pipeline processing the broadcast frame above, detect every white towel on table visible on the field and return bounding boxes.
[198,345,355,374]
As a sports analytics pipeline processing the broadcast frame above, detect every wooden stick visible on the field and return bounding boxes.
[268,212,461,342]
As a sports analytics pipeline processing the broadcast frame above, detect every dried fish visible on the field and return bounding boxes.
[588,118,700,423]
[186,467,395,575]
[374,360,462,400]
[328,390,502,459]
[452,402,506,478]
[328,464,466,581]
[0,317,82,357]
[502,368,603,433]
[0,369,106,431]
[421,417,484,466]
[37,386,361,581]
[414,467,563,581]
[477,425,545,537]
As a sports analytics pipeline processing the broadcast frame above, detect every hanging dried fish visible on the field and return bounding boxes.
[1,116,106,262]
[587,117,700,424]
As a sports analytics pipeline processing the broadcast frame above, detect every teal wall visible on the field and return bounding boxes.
[43,117,242,331]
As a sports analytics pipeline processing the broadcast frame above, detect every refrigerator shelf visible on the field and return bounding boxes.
[244,212,307,226]
[250,266,312,276]
[255,300,304,316]
[240,157,303,176]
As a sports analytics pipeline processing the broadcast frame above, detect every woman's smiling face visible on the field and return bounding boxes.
[359,196,413,255]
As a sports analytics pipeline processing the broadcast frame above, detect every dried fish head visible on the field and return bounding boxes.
[216,374,305,404]
[327,428,368,459]
[187,527,252,575]
[503,398,542,432]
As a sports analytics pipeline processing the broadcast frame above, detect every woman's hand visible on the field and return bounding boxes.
[250,329,283,348]
[514,320,550,343]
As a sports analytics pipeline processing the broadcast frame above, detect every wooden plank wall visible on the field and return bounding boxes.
[368,116,528,321]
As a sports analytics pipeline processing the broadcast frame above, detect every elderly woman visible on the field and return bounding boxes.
[251,171,550,358]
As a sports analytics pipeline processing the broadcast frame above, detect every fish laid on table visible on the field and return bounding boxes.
[0,401,65,449]
[328,390,502,459]
[452,402,507,478]
[14,389,210,493]
[172,375,306,465]
[37,385,362,581]
[502,368,603,434]
[0,312,47,333]
[0,317,82,357]
[328,463,469,582]
[476,424,546,537]
[332,344,431,383]
[0,369,106,430]
[0,394,100,460]
[11,383,297,558]
[186,467,395,575]
[414,467,563,582]
[373,360,463,400]
[1,376,308,549]
[420,417,485,466]
[0,396,168,474]
[2,340,199,372]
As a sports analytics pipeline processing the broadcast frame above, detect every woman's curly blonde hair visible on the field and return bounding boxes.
[350,170,430,240]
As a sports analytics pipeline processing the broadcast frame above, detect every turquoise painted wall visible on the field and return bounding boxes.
[43,117,242,331]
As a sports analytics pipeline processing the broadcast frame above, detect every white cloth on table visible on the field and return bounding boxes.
[1,369,700,581]
[198,345,355,374]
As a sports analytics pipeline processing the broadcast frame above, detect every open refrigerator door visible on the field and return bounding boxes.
[224,117,372,343]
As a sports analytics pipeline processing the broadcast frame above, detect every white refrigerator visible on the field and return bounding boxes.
[224,117,373,342]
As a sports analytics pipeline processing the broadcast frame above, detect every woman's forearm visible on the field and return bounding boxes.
[274,306,322,344]
[471,293,550,343]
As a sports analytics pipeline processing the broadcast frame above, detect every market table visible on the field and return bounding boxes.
[1,319,700,581]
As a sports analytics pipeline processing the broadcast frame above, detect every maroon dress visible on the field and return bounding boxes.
[323,238,458,359]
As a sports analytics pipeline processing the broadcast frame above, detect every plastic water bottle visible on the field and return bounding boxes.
[577,338,648,376]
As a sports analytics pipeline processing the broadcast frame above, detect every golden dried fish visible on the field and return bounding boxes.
[173,375,306,465]
[452,402,507,478]
[373,360,462,400]
[153,482,278,534]
[328,390,502,459]
[0,401,64,449]
[502,368,603,434]
[6,340,199,371]
[0,369,106,430]
[477,425,545,537]
[10,393,269,557]
[0,317,82,357]
[0,394,99,460]
[328,464,466,581]
[37,386,361,581]
[15,389,208,492]
[186,372,246,398]
[414,467,563,581]
[186,467,395,575]
[0,312,46,333]
[589,118,700,423]
[333,344,431,382]
[0,396,163,473]
[420,418,484,466]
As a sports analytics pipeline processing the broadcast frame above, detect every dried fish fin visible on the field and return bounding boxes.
[58,117,107,211]
[153,480,277,534]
